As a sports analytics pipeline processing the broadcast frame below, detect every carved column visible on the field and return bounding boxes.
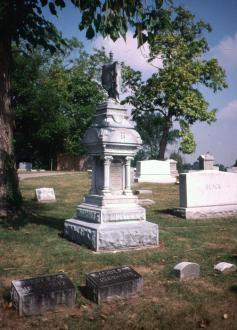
[90,157,96,194]
[102,156,113,195]
[124,156,133,194]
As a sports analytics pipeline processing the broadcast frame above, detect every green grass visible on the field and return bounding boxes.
[0,173,237,330]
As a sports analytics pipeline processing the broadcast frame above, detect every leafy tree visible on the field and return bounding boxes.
[126,6,227,160]
[0,0,171,214]
[135,112,179,159]
[12,42,106,169]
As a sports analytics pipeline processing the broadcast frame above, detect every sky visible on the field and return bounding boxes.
[44,0,237,167]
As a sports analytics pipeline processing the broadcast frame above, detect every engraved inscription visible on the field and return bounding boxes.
[89,266,139,286]
[17,274,72,294]
[103,211,145,222]
[206,184,221,190]
[110,162,123,190]
[78,208,100,222]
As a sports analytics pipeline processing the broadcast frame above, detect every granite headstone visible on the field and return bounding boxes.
[11,273,76,316]
[86,266,143,303]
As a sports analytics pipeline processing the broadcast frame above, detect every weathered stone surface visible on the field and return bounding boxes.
[214,262,237,273]
[35,188,56,202]
[174,171,237,219]
[136,159,176,183]
[76,202,146,223]
[86,266,143,303]
[64,219,158,251]
[174,262,200,281]
[11,273,76,316]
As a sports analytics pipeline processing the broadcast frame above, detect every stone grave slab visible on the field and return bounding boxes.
[174,171,237,219]
[35,187,56,202]
[214,262,236,273]
[174,262,200,281]
[135,159,176,183]
[11,273,76,316]
[86,266,143,303]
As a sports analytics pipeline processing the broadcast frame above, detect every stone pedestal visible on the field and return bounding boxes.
[64,100,159,251]
[174,171,237,219]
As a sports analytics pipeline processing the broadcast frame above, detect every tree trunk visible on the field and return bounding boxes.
[158,120,171,160]
[0,36,22,216]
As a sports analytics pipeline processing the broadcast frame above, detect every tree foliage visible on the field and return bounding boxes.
[12,41,107,169]
[126,6,227,160]
[0,0,171,213]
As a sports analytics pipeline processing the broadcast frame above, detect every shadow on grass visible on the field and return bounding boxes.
[0,199,66,232]
[78,285,90,300]
[230,254,237,263]
[155,208,174,215]
[230,285,237,294]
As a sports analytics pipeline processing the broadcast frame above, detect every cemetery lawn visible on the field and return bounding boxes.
[0,173,237,330]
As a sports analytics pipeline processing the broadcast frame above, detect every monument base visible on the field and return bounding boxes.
[174,205,237,220]
[64,219,159,251]
[135,175,176,183]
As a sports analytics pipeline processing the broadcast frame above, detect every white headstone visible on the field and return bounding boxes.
[198,152,214,170]
[19,162,32,171]
[227,167,237,173]
[136,160,176,183]
[174,262,200,280]
[175,171,237,219]
[214,262,236,273]
[35,188,56,202]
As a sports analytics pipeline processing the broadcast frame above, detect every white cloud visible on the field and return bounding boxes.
[218,100,237,119]
[92,31,162,79]
[211,32,237,69]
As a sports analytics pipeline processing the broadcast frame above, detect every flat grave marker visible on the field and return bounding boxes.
[35,187,56,202]
[214,262,236,273]
[86,266,143,303]
[11,273,76,316]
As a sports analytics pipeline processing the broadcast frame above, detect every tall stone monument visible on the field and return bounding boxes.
[64,55,159,251]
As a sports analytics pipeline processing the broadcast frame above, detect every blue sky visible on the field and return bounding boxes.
[44,0,237,166]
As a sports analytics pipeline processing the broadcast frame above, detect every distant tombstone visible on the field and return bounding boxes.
[214,262,237,273]
[86,266,143,303]
[11,273,76,316]
[227,167,237,173]
[174,171,237,219]
[198,152,214,170]
[19,162,32,171]
[35,188,56,202]
[174,262,200,281]
[170,159,179,177]
[136,160,176,183]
